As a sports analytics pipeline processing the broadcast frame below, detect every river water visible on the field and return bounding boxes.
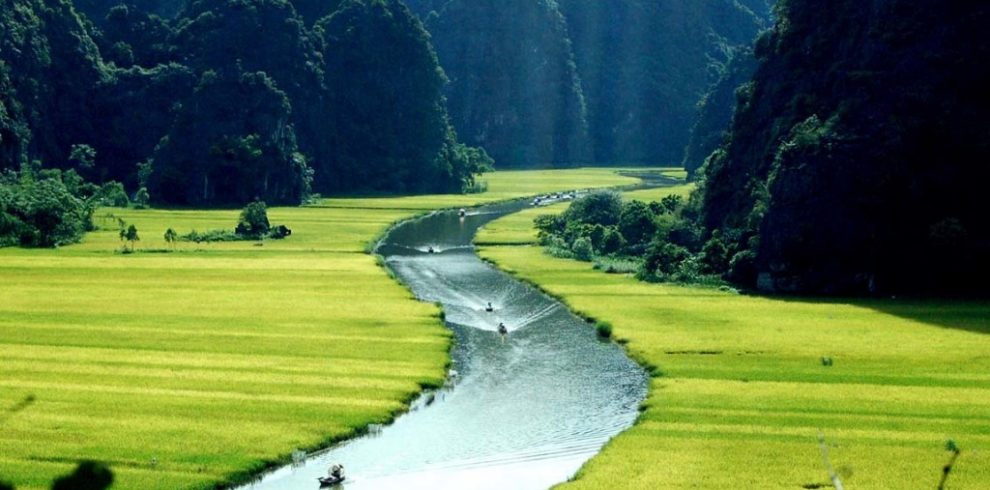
[241,199,647,490]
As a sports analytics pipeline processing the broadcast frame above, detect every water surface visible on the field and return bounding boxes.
[243,200,647,490]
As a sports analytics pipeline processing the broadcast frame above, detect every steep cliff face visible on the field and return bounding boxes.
[682,47,758,176]
[413,0,763,167]
[425,0,592,168]
[701,0,990,294]
[559,0,763,165]
[316,0,468,193]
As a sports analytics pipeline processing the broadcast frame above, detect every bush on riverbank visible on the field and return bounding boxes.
[535,191,726,286]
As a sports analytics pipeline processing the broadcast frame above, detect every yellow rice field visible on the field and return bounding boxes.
[0,168,637,490]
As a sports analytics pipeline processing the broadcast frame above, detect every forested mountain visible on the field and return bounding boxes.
[0,0,108,174]
[423,0,592,168]
[558,0,764,165]
[698,0,990,294]
[1,0,488,206]
[413,0,765,166]
[317,0,481,193]
[76,0,183,23]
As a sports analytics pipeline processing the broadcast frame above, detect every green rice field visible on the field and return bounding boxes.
[476,189,990,489]
[0,169,637,490]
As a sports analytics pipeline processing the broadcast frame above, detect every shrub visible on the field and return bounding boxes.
[601,228,627,255]
[235,201,270,238]
[181,229,240,243]
[269,224,292,239]
[544,235,574,258]
[728,249,758,285]
[534,214,565,236]
[571,236,593,261]
[595,321,613,338]
[700,231,730,274]
[94,182,129,207]
[0,174,94,248]
[593,256,639,274]
[644,241,691,276]
[133,187,150,209]
[51,460,114,490]
[619,200,656,245]
[563,190,622,226]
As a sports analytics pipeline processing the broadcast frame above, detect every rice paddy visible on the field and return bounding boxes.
[476,189,990,489]
[0,168,637,490]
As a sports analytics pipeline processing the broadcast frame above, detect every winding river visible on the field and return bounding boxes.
[242,199,648,490]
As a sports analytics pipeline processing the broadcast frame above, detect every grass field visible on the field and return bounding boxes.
[0,168,638,490]
[476,189,990,489]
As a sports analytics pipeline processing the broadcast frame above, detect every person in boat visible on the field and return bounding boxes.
[427,246,435,254]
[498,322,508,335]
[328,463,344,481]
[459,208,467,217]
[486,302,494,312]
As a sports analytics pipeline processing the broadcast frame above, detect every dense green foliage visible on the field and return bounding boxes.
[535,190,715,282]
[149,70,308,205]
[0,168,96,248]
[1,0,489,209]
[0,0,109,172]
[697,0,990,294]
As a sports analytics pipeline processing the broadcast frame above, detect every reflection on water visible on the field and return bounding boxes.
[241,202,647,490]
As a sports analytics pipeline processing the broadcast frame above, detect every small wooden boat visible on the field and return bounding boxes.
[318,475,345,487]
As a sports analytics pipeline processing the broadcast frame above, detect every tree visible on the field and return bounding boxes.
[700,231,730,274]
[563,191,623,226]
[601,228,626,255]
[163,227,177,249]
[571,236,593,261]
[134,187,150,209]
[120,224,139,251]
[69,144,96,171]
[660,195,683,215]
[619,200,657,246]
[235,201,270,238]
[94,182,129,207]
[1,171,94,248]
[148,70,308,206]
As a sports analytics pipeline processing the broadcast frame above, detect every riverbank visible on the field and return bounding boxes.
[476,189,990,488]
[0,169,638,490]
